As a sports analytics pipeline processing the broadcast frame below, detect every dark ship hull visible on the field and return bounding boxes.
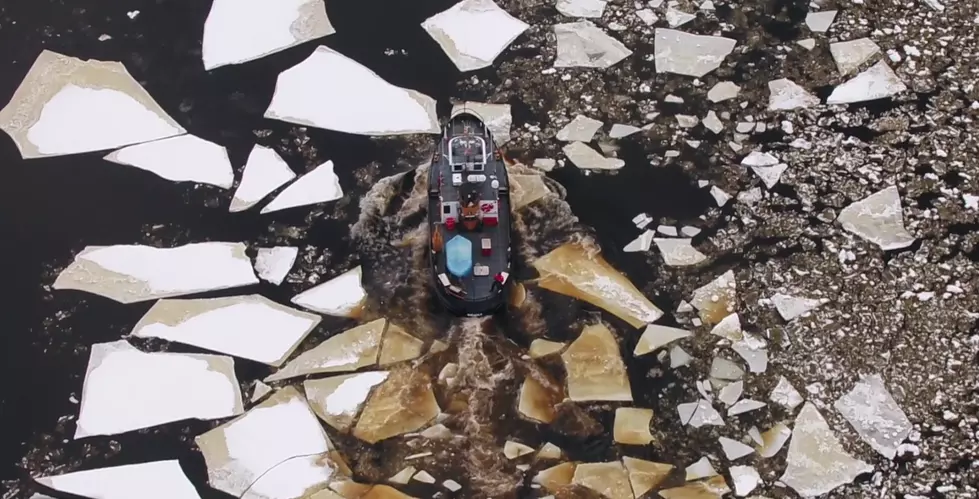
[428,110,512,317]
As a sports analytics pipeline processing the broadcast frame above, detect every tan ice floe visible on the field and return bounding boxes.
[352,365,440,443]
[291,265,367,317]
[304,371,390,431]
[265,318,385,382]
[573,462,634,499]
[561,323,632,401]
[622,457,673,497]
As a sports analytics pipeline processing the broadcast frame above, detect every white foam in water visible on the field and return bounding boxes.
[53,242,260,303]
[261,160,344,214]
[104,134,235,188]
[422,0,529,71]
[202,0,335,70]
[36,460,201,499]
[75,340,243,438]
[264,46,440,136]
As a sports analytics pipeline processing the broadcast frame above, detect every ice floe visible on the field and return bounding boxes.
[686,457,718,480]
[771,375,804,410]
[230,145,296,212]
[378,323,424,365]
[261,160,343,214]
[451,101,512,144]
[834,374,912,459]
[196,387,342,499]
[634,324,691,356]
[53,242,259,303]
[305,371,389,431]
[780,403,874,496]
[655,29,736,77]
[504,441,535,459]
[665,7,696,27]
[510,173,551,210]
[518,376,559,423]
[0,50,184,159]
[556,114,603,142]
[678,399,724,427]
[768,78,819,111]
[691,270,737,324]
[36,460,200,499]
[529,338,566,358]
[562,323,632,401]
[624,229,655,252]
[266,318,385,382]
[654,238,707,266]
[104,135,234,188]
[613,407,655,445]
[75,340,242,438]
[827,60,907,105]
[756,422,792,458]
[708,81,740,102]
[563,141,625,170]
[422,0,529,71]
[622,457,672,497]
[771,292,826,320]
[202,0,334,70]
[730,465,760,496]
[533,242,664,327]
[130,294,320,366]
[291,265,367,317]
[806,10,837,32]
[709,313,743,341]
[836,185,915,250]
[830,38,882,75]
[255,246,299,285]
[265,46,439,135]
[609,123,641,138]
[720,436,754,460]
[554,21,633,68]
[251,380,273,403]
[534,462,576,491]
[728,399,766,416]
[659,475,730,498]
[352,365,440,443]
[556,0,607,18]
[573,462,633,499]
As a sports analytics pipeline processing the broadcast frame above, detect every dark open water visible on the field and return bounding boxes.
[0,1,713,496]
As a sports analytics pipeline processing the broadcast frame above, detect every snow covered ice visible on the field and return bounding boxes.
[230,145,297,213]
[422,0,529,72]
[290,265,367,317]
[834,374,912,459]
[261,159,344,214]
[36,460,201,499]
[554,21,632,68]
[837,185,915,250]
[654,29,736,77]
[103,135,234,188]
[780,403,874,496]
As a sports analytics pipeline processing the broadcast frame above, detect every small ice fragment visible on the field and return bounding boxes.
[659,476,730,498]
[678,399,724,427]
[104,135,234,188]
[827,60,907,105]
[634,324,691,356]
[655,29,736,77]
[830,38,882,75]
[230,145,296,212]
[554,21,632,68]
[922,0,945,11]
[202,0,335,70]
[771,292,826,320]
[710,186,731,207]
[675,114,699,128]
[265,46,439,135]
[670,346,691,368]
[261,160,343,214]
[413,470,436,483]
[768,78,819,111]
[98,34,112,41]
[609,123,642,138]
[729,465,760,496]
[529,338,566,358]
[636,9,659,25]
[390,467,415,484]
[717,380,743,405]
[797,38,816,50]
[251,380,272,403]
[710,357,744,381]
[710,313,743,341]
[255,246,299,285]
[834,374,912,459]
[36,461,200,499]
[836,185,915,250]
[780,403,874,496]
[771,376,804,409]
[572,462,633,499]
[756,423,792,458]
[728,399,767,416]
[556,0,607,18]
[665,7,695,27]
[504,441,536,459]
[53,242,259,303]
[685,457,717,480]
[741,151,779,167]
[613,407,655,445]
[703,111,723,134]
[622,457,673,497]
[719,437,754,460]
[444,479,463,491]
[563,141,625,170]
[708,81,740,102]
[290,265,367,317]
[806,10,837,32]
[654,238,707,266]
[732,333,768,373]
[681,226,701,237]
[422,0,529,71]
[556,115,604,142]
[75,340,243,438]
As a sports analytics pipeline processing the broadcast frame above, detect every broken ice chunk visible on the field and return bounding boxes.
[830,38,881,75]
[655,29,736,77]
[519,376,558,423]
[708,81,740,102]
[827,60,907,105]
[0,50,184,159]
[710,186,731,207]
[556,115,604,142]
[202,0,334,70]
[719,436,754,460]
[36,461,200,499]
[563,141,625,170]
[534,243,663,327]
[265,46,439,135]
[609,123,641,138]
[732,333,768,373]
[659,475,730,498]
[255,246,299,285]
[196,387,341,499]
[229,145,296,212]
[529,338,566,358]
[265,318,384,382]
[534,463,576,492]
[634,324,691,356]
[538,442,563,460]
[729,465,760,496]
[797,38,816,50]
[422,0,529,71]
[291,265,367,317]
[573,462,633,499]
[665,7,696,27]
[691,270,736,325]
[261,160,343,214]
[304,371,389,431]
[728,399,766,416]
[771,376,804,410]
[709,313,743,341]
[378,323,424,366]
[624,230,655,253]
[678,399,724,427]
[741,151,779,167]
[562,323,633,401]
[717,380,743,406]
[554,21,633,68]
[53,242,259,304]
[451,101,512,144]
[780,403,874,496]
[104,135,233,188]
[805,10,837,33]
[76,340,242,438]
[834,374,912,459]
[251,380,272,403]
[510,173,551,210]
[767,78,819,111]
[130,294,321,366]
[703,111,724,134]
[685,456,718,480]
[756,422,791,458]
[710,357,744,381]
[613,407,655,445]
[556,0,607,18]
[352,366,441,443]
[671,345,691,367]
[504,441,535,459]
[771,292,826,320]
[836,185,915,250]
[654,238,707,266]
[622,457,672,497]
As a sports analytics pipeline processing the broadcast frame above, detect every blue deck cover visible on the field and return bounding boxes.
[445,235,473,278]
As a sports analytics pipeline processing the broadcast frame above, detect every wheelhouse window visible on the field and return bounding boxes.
[447,136,487,171]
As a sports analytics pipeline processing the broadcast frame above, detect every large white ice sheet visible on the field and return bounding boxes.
[104,134,234,188]
[422,0,529,71]
[36,460,201,499]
